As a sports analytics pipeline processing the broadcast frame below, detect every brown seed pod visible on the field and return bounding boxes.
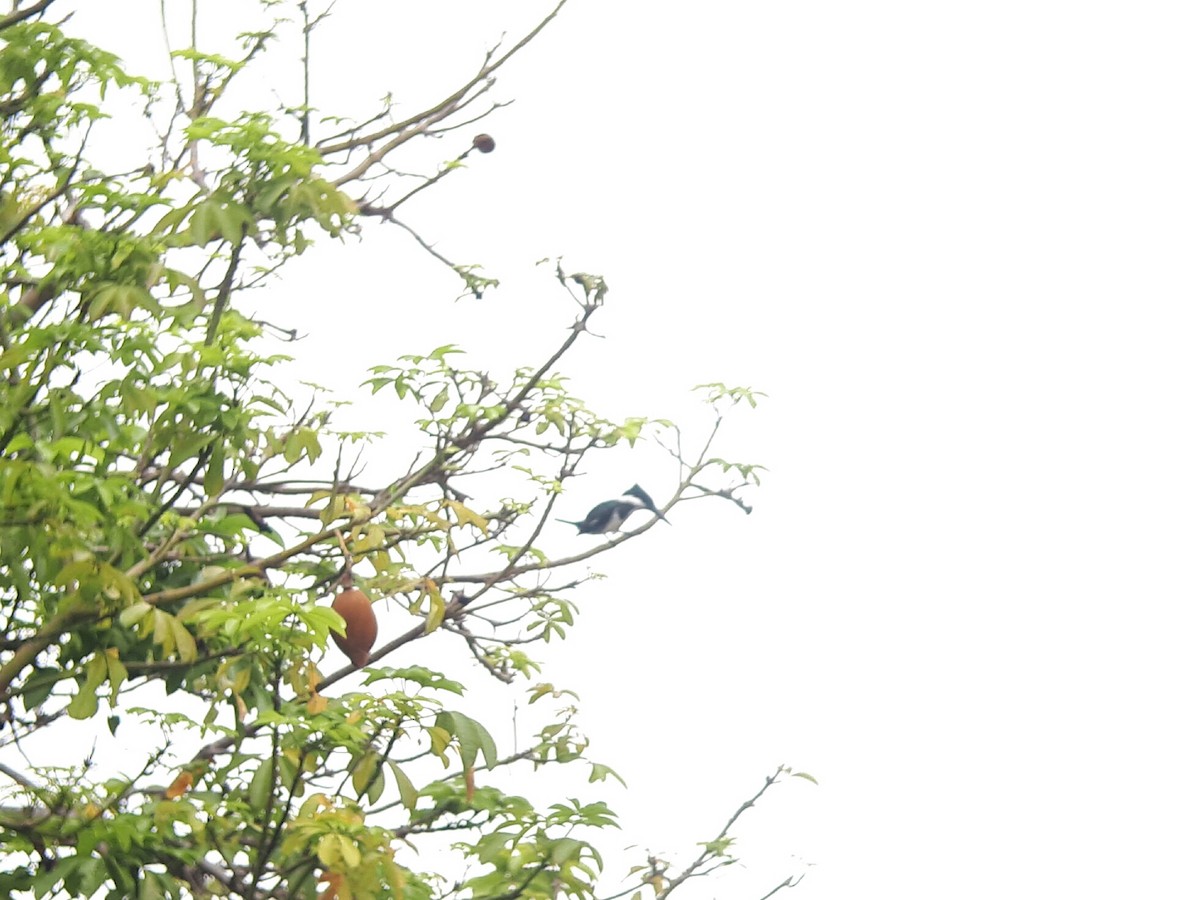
[330,588,377,668]
[472,133,496,153]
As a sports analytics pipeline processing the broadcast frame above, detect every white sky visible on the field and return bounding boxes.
[52,1,1200,897]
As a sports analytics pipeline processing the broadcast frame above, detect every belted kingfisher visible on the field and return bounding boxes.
[558,484,669,534]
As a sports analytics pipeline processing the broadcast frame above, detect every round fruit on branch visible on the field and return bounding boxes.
[330,588,377,668]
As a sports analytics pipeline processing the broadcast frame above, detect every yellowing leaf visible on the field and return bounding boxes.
[152,610,173,653]
[423,581,445,634]
[169,616,197,662]
[118,601,152,629]
[445,500,489,535]
[428,725,451,762]
[338,834,361,868]
[351,752,379,798]
[383,859,408,894]
[164,770,194,799]
[369,550,392,575]
[316,833,340,868]
[354,523,385,551]
[317,871,343,900]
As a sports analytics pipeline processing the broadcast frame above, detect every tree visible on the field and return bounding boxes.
[0,2,805,897]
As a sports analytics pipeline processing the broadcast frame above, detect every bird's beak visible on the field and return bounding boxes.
[655,509,671,525]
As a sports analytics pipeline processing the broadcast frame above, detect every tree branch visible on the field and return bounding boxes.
[321,0,567,183]
[656,766,791,899]
[0,0,56,30]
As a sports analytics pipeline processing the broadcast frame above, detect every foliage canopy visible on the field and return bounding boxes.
[0,2,798,898]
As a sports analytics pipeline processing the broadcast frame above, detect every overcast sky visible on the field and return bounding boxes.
[62,1,1200,897]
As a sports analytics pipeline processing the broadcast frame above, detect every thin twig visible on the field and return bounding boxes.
[656,767,790,900]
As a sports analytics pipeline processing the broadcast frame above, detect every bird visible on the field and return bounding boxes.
[558,484,669,534]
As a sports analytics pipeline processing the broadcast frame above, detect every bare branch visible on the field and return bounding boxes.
[320,0,567,185]
[759,874,807,900]
[656,766,793,900]
[0,0,56,30]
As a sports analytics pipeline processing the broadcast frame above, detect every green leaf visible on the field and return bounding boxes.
[188,199,219,245]
[66,654,107,719]
[137,872,166,900]
[588,763,627,787]
[0,339,40,371]
[20,667,60,712]
[247,757,274,809]
[204,442,225,497]
[436,710,498,770]
[351,751,380,800]
[151,202,190,236]
[366,769,385,805]
[102,649,127,702]
[550,837,586,866]
[213,200,250,243]
[388,762,418,810]
[65,687,99,720]
[367,665,464,694]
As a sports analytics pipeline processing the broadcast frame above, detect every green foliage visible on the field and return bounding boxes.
[0,3,786,899]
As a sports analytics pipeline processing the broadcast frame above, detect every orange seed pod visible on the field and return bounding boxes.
[331,588,377,668]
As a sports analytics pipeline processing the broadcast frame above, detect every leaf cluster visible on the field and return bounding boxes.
[0,3,785,899]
